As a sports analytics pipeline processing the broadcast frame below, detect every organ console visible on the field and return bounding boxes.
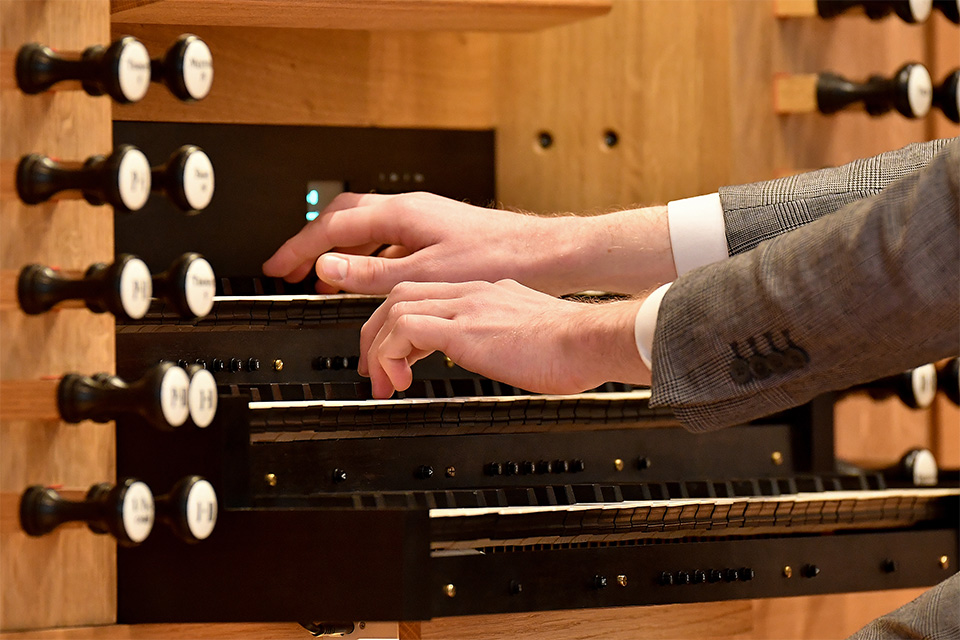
[775,63,934,118]
[15,34,213,103]
[20,478,155,546]
[934,69,960,123]
[17,252,215,320]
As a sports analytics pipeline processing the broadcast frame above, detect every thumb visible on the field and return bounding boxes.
[316,252,410,294]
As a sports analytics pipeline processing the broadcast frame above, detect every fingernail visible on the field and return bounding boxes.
[319,255,348,281]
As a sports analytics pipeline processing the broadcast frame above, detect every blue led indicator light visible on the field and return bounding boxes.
[306,189,320,206]
[305,211,320,221]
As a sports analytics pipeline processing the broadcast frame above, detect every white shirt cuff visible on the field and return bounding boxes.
[667,192,729,275]
[634,282,672,370]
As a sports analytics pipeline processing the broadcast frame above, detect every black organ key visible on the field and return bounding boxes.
[934,0,960,22]
[16,36,151,103]
[933,69,960,123]
[62,362,191,431]
[19,478,155,546]
[152,34,214,102]
[16,144,152,212]
[816,63,933,119]
[185,364,219,428]
[939,358,959,406]
[18,254,153,319]
[151,145,215,213]
[152,252,217,320]
[154,476,218,543]
[817,0,932,22]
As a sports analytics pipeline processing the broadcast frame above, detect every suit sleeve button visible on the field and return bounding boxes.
[730,358,753,384]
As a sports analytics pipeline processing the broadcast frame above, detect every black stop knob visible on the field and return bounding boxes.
[934,0,960,22]
[152,34,214,102]
[17,144,152,212]
[817,63,932,119]
[19,478,155,546]
[939,358,959,406]
[18,253,152,319]
[933,70,960,124]
[154,476,218,543]
[59,362,191,431]
[151,252,217,319]
[185,364,218,429]
[895,364,938,409]
[16,36,151,103]
[817,0,932,22]
[151,145,215,213]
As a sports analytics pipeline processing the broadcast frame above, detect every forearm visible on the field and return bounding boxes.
[540,206,676,295]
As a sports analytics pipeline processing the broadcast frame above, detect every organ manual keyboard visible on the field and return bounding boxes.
[112,292,960,624]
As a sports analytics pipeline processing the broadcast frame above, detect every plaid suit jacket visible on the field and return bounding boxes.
[650,138,959,431]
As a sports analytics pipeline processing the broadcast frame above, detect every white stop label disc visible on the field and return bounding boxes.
[182,149,215,211]
[188,367,218,428]
[907,0,932,22]
[160,365,191,427]
[185,479,218,540]
[906,65,932,118]
[119,257,153,319]
[910,363,937,409]
[117,148,152,211]
[184,256,216,318]
[121,481,155,543]
[117,39,151,103]
[182,38,214,101]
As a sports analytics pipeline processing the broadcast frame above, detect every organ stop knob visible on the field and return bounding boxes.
[817,63,933,118]
[933,69,960,123]
[817,0,933,22]
[63,362,191,431]
[20,478,155,546]
[17,145,152,212]
[939,358,959,406]
[15,34,213,103]
[155,475,218,542]
[185,364,218,428]
[152,145,215,213]
[16,36,150,103]
[17,252,215,320]
[934,0,960,22]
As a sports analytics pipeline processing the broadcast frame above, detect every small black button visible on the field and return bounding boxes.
[521,461,536,475]
[504,461,520,476]
[332,468,347,483]
[708,569,723,583]
[193,359,206,369]
[536,460,553,474]
[570,459,586,473]
[802,564,820,578]
[509,580,523,595]
[881,559,898,574]
[229,357,243,372]
[593,575,608,589]
[765,350,787,374]
[748,355,771,380]
[177,359,189,369]
[211,358,225,372]
[553,459,570,473]
[312,357,328,370]
[783,346,809,370]
[693,570,707,584]
[659,572,674,586]
[247,358,260,372]
[724,569,739,582]
[739,567,755,581]
[676,571,691,585]
[730,358,752,384]
[636,456,652,470]
[416,465,434,480]
[485,462,504,476]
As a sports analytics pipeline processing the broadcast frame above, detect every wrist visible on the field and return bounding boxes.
[564,299,651,388]
[540,207,676,295]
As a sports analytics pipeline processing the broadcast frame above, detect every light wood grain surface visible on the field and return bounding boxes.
[110,0,612,31]
[0,0,116,631]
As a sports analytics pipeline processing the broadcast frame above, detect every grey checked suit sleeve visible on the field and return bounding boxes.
[846,574,959,640]
[649,139,959,431]
[720,138,954,256]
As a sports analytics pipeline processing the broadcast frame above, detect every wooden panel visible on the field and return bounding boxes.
[110,24,495,129]
[417,601,753,639]
[0,0,115,632]
[110,0,612,32]
[0,622,399,638]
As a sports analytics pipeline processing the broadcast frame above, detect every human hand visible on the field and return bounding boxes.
[359,279,650,399]
[262,192,676,296]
